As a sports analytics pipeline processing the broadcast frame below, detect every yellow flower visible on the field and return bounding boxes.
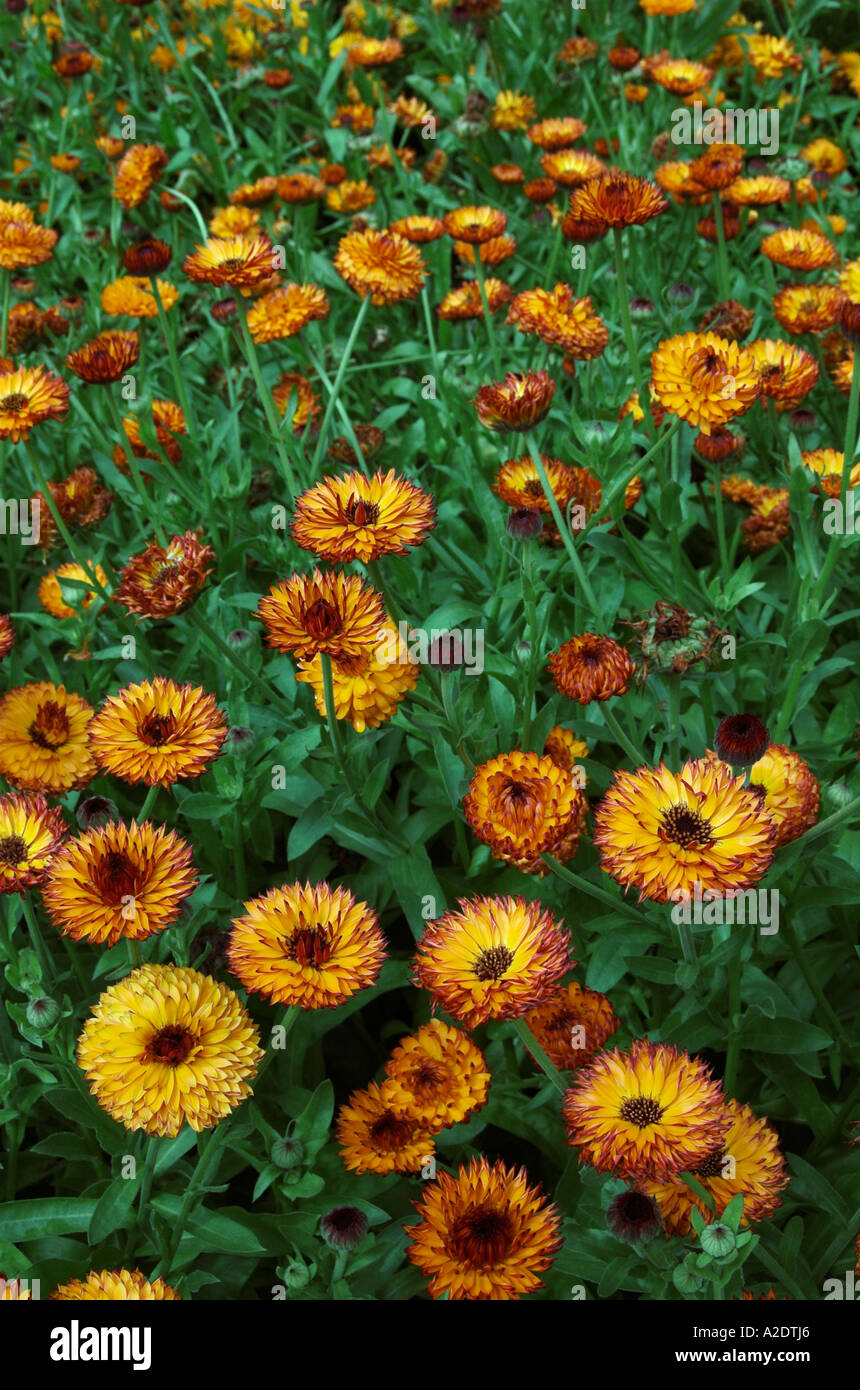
[295,620,419,732]
[384,1020,490,1129]
[0,682,96,794]
[51,1269,181,1301]
[651,330,761,435]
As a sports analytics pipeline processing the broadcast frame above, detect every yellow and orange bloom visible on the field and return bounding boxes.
[563,1039,729,1179]
[112,144,168,208]
[38,562,108,620]
[760,226,838,271]
[41,821,196,946]
[333,228,426,304]
[650,331,761,434]
[730,743,819,847]
[539,149,606,187]
[463,750,587,874]
[0,682,96,794]
[0,792,66,895]
[336,1080,433,1175]
[256,569,385,662]
[414,894,571,1029]
[773,284,844,335]
[524,981,620,1071]
[473,370,556,433]
[272,373,320,434]
[51,1270,181,1301]
[437,279,512,320]
[549,633,635,703]
[87,677,227,787]
[593,757,775,904]
[492,91,537,131]
[507,284,608,359]
[292,468,435,563]
[115,399,187,468]
[406,1157,562,1301]
[245,283,329,343]
[0,363,70,441]
[794,447,860,499]
[100,276,177,319]
[228,880,387,1008]
[183,236,276,291]
[0,203,58,270]
[442,206,507,243]
[66,331,140,384]
[384,1020,490,1130]
[566,172,668,228]
[747,337,819,409]
[77,964,263,1137]
[527,117,588,149]
[296,620,419,732]
[114,532,214,619]
[389,214,446,243]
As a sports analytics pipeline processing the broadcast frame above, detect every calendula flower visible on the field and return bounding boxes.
[473,370,556,433]
[549,633,635,703]
[729,743,819,847]
[539,149,606,187]
[642,1099,789,1236]
[463,750,587,874]
[688,146,744,192]
[524,981,620,1070]
[325,179,376,214]
[606,1190,663,1244]
[0,363,70,441]
[653,58,715,94]
[640,0,696,12]
[292,468,435,562]
[390,93,433,128]
[227,880,386,1008]
[773,284,844,334]
[347,35,403,66]
[77,964,263,1137]
[384,1020,490,1130]
[88,677,227,787]
[0,792,66,894]
[296,620,419,732]
[744,33,801,79]
[256,569,385,661]
[319,1207,367,1251]
[229,176,278,207]
[0,682,96,793]
[655,161,709,205]
[694,427,745,463]
[38,562,108,620]
[760,226,838,270]
[333,228,426,304]
[491,163,525,185]
[51,1270,181,1301]
[182,236,276,291]
[406,1157,562,1301]
[527,117,588,149]
[100,276,177,318]
[437,279,512,320]
[277,172,325,203]
[327,423,385,465]
[43,467,112,536]
[114,532,214,619]
[650,331,761,434]
[593,757,775,903]
[442,206,507,243]
[414,894,571,1029]
[272,372,320,433]
[123,237,172,276]
[726,176,791,206]
[0,211,57,270]
[507,284,608,359]
[453,235,517,267]
[41,821,196,946]
[563,1039,729,1179]
[66,331,139,384]
[833,349,858,394]
[801,138,847,177]
[389,214,446,243]
[243,283,330,344]
[523,178,558,204]
[795,447,860,499]
[741,486,791,552]
[336,1080,433,1175]
[0,614,13,660]
[112,143,168,208]
[544,725,589,772]
[491,90,537,131]
[493,454,596,516]
[747,337,819,408]
[208,204,261,239]
[557,35,599,61]
[566,172,668,228]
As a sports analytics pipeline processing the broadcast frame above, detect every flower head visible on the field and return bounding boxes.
[246,283,330,342]
[713,713,770,767]
[256,569,385,661]
[384,1020,490,1129]
[292,468,435,562]
[406,1157,562,1301]
[0,363,70,441]
[112,144,168,208]
[549,633,635,703]
[336,1080,433,1175]
[413,894,571,1028]
[41,821,196,945]
[507,285,608,359]
[77,964,263,1137]
[295,621,419,732]
[464,750,587,874]
[566,172,668,229]
[227,880,387,1008]
[473,370,556,433]
[0,682,96,793]
[115,532,214,619]
[66,331,140,384]
[593,757,775,903]
[563,1039,729,1179]
[88,677,227,787]
[760,227,838,270]
[183,236,276,291]
[0,792,66,894]
[651,331,760,435]
[524,981,620,1070]
[333,228,426,304]
[51,1270,181,1301]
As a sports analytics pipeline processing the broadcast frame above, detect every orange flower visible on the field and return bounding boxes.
[772,284,844,334]
[292,469,435,562]
[760,227,838,270]
[389,215,446,243]
[437,279,512,320]
[548,633,635,703]
[183,236,276,291]
[245,283,330,343]
[66,331,139,384]
[473,370,556,433]
[333,228,426,304]
[442,206,507,243]
[539,149,606,187]
[524,982,620,1070]
[463,750,587,874]
[507,284,608,359]
[255,569,385,661]
[114,532,214,618]
[650,331,760,434]
[566,172,668,228]
[112,144,168,208]
[747,337,819,408]
[0,363,69,441]
[527,117,588,149]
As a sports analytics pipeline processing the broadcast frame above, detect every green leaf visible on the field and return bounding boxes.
[738,1020,832,1053]
[0,1198,99,1242]
[88,1179,139,1244]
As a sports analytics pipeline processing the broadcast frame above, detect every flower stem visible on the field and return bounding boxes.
[524,434,600,619]
[310,293,372,473]
[511,1016,567,1094]
[20,893,52,983]
[542,853,649,925]
[612,226,652,437]
[233,294,298,501]
[712,193,731,300]
[473,253,502,379]
[601,702,643,766]
[136,785,160,824]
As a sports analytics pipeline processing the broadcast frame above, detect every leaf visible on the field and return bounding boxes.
[287,802,332,860]
[738,1020,832,1053]
[88,1179,139,1244]
[388,845,446,939]
[0,1198,99,1243]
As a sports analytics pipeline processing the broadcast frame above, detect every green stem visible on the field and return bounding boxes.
[233,294,298,500]
[519,538,540,749]
[525,434,600,620]
[163,1120,233,1274]
[542,853,649,926]
[20,894,52,984]
[106,392,168,546]
[184,605,295,721]
[723,938,742,1095]
[812,347,860,607]
[511,1016,567,1094]
[612,226,652,437]
[310,293,372,473]
[601,703,644,767]
[20,442,116,608]
[136,785,160,824]
[473,253,502,379]
[712,193,731,300]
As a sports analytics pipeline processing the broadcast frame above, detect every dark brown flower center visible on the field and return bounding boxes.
[369,1109,414,1151]
[474,944,514,981]
[150,560,180,587]
[286,926,333,967]
[345,497,379,526]
[0,392,29,413]
[28,700,70,750]
[138,711,175,746]
[694,1149,727,1179]
[93,850,139,905]
[448,1203,514,1267]
[304,599,341,640]
[221,258,244,272]
[410,1060,448,1092]
[619,1095,665,1127]
[0,834,27,864]
[660,804,713,848]
[523,478,544,498]
[147,1025,195,1066]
